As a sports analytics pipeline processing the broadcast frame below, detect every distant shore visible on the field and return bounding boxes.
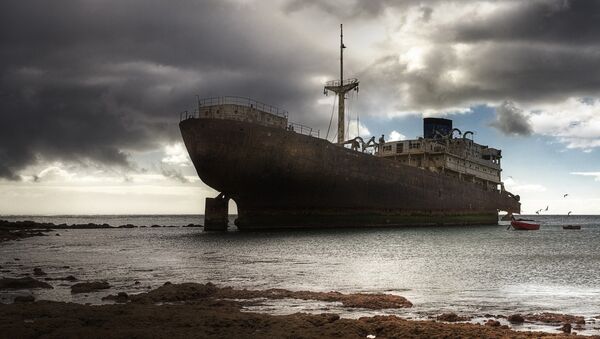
[0,219,201,243]
[1,281,597,338]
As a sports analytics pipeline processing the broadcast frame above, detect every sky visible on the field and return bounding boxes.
[1,0,600,215]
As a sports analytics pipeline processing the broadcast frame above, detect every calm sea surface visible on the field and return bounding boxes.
[1,214,600,334]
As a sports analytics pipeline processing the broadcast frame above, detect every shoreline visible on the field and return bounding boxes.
[0,219,201,243]
[2,281,598,338]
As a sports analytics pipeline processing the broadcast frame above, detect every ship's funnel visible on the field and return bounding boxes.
[424,118,452,139]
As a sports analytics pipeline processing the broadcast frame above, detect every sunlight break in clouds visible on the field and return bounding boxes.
[347,120,371,139]
[388,130,406,142]
[162,143,191,166]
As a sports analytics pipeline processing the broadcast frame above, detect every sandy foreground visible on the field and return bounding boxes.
[2,220,600,338]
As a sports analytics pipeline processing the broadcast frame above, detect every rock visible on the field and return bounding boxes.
[33,268,46,276]
[102,292,129,303]
[71,281,111,294]
[118,224,136,228]
[14,295,35,303]
[0,277,53,289]
[436,313,470,322]
[485,320,501,327]
[525,312,585,325]
[64,275,78,281]
[55,233,60,236]
[306,313,340,326]
[508,314,524,324]
[116,292,128,301]
[559,323,571,333]
[45,275,78,282]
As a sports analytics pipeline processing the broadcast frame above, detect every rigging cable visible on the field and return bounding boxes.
[346,92,352,139]
[355,90,360,139]
[326,93,337,141]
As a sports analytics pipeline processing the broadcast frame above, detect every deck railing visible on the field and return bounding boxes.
[196,96,288,118]
[180,109,199,121]
[179,97,320,138]
[288,122,320,138]
[325,78,359,88]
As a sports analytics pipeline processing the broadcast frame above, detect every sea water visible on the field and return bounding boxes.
[1,214,599,333]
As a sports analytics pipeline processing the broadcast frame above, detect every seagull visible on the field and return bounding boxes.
[536,210,540,215]
[563,194,569,198]
[545,205,549,211]
[568,211,572,216]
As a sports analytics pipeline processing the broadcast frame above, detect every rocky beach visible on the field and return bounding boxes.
[2,219,600,338]
[1,278,598,338]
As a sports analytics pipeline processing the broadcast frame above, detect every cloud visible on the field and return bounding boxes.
[160,166,189,184]
[162,143,191,166]
[347,120,371,140]
[503,177,547,193]
[450,1,600,45]
[4,0,600,181]
[491,101,533,136]
[571,172,600,181]
[388,130,406,141]
[0,0,330,180]
[32,165,74,183]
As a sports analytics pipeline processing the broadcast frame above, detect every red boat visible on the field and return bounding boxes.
[511,219,540,230]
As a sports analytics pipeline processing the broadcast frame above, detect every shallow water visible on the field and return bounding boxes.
[1,214,600,334]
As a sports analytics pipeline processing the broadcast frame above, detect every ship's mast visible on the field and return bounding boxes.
[325,24,359,144]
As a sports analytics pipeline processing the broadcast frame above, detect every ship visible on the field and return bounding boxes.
[179,25,521,231]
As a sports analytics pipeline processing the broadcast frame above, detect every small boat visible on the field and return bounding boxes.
[511,219,540,230]
[563,225,581,230]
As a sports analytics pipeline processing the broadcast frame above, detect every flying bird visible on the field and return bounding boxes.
[535,210,540,215]
[545,205,549,211]
[568,211,572,216]
[563,194,569,198]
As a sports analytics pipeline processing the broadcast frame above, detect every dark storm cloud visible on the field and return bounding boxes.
[354,0,600,116]
[287,0,600,117]
[450,0,600,45]
[490,101,533,136]
[0,0,328,179]
[284,0,438,20]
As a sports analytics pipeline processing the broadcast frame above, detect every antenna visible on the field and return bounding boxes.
[324,24,359,144]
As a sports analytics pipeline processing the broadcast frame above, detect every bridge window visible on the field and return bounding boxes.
[396,143,404,153]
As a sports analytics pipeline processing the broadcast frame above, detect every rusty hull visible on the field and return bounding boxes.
[180,118,520,230]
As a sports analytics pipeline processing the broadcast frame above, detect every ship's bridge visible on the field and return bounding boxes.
[376,119,503,192]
